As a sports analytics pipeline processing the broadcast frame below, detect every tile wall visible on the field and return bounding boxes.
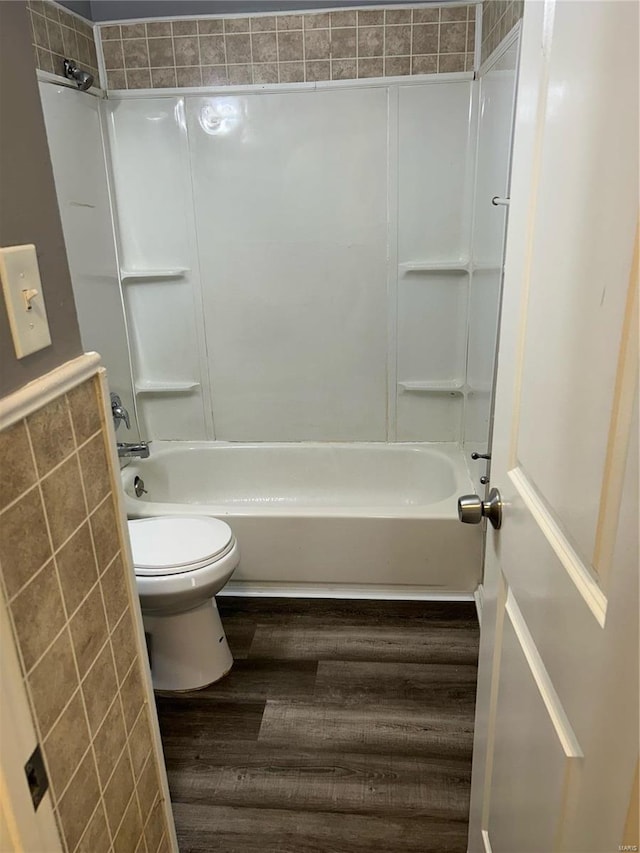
[98,5,478,90]
[27,0,98,84]
[0,373,169,853]
[480,0,523,64]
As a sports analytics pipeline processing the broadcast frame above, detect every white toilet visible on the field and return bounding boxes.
[127,515,240,692]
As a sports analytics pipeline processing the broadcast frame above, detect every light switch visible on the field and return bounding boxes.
[0,245,52,358]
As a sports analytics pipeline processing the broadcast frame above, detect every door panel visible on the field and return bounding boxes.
[514,0,638,566]
[487,596,581,853]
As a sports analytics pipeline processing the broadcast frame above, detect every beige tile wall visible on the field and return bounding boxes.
[99,4,478,90]
[27,0,99,84]
[480,0,523,64]
[0,374,169,853]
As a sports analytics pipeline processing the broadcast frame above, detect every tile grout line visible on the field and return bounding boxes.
[248,19,254,85]
[275,18,280,84]
[11,537,120,650]
[20,567,115,681]
[73,798,110,853]
[301,15,306,83]
[110,626,151,847]
[355,13,359,80]
[382,10,387,80]
[408,9,414,78]
[48,737,95,810]
[142,790,161,834]
[109,785,139,848]
[5,487,113,605]
[222,18,228,85]
[126,723,151,845]
[0,420,103,520]
[34,644,107,740]
[169,21,177,88]
[195,26,203,86]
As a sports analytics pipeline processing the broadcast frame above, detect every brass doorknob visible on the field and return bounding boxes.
[458,488,503,530]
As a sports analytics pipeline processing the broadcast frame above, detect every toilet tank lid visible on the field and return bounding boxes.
[127,516,233,571]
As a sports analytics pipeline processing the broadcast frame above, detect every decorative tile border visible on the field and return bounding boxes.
[27,0,99,84]
[480,0,523,64]
[98,5,478,90]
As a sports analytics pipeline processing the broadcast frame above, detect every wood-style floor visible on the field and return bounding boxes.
[155,597,480,853]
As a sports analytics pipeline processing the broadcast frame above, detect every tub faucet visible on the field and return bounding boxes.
[117,442,150,459]
[110,392,130,431]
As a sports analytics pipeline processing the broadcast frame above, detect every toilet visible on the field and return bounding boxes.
[127,515,240,692]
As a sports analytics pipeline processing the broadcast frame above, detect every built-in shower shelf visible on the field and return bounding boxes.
[466,381,493,394]
[399,261,469,274]
[398,380,464,394]
[472,263,503,273]
[135,381,200,394]
[120,268,189,282]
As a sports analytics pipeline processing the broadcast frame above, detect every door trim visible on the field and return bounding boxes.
[509,466,607,626]
[505,590,583,758]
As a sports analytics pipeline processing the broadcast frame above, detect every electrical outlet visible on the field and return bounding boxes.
[24,743,49,811]
[0,244,52,358]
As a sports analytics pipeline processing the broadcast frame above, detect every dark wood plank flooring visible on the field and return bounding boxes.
[155,597,479,853]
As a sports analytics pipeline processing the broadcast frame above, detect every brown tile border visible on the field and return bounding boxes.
[480,0,523,64]
[97,4,479,90]
[27,0,99,83]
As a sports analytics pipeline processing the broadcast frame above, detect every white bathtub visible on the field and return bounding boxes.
[121,442,482,597]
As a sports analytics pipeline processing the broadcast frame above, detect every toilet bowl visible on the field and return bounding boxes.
[127,515,240,692]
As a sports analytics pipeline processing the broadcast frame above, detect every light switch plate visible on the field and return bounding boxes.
[0,244,52,358]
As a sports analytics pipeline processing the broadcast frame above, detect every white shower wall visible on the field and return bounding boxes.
[396,82,475,441]
[38,83,140,444]
[106,98,212,440]
[189,89,389,441]
[101,78,476,443]
[463,35,520,491]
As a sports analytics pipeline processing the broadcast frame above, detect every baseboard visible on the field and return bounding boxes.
[220,582,475,601]
[474,584,484,626]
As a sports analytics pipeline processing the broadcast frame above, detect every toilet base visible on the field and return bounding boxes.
[142,598,233,692]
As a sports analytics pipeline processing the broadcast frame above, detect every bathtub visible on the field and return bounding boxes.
[121,442,482,597]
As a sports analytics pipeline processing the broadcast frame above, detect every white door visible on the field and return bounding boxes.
[467,2,639,851]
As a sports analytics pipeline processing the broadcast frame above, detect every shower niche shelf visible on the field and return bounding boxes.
[472,263,503,273]
[398,380,464,394]
[135,381,200,394]
[120,268,189,282]
[399,261,469,274]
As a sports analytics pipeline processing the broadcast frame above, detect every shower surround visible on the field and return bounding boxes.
[99,80,477,446]
[36,2,522,596]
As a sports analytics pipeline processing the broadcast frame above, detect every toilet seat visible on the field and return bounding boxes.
[128,516,235,576]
